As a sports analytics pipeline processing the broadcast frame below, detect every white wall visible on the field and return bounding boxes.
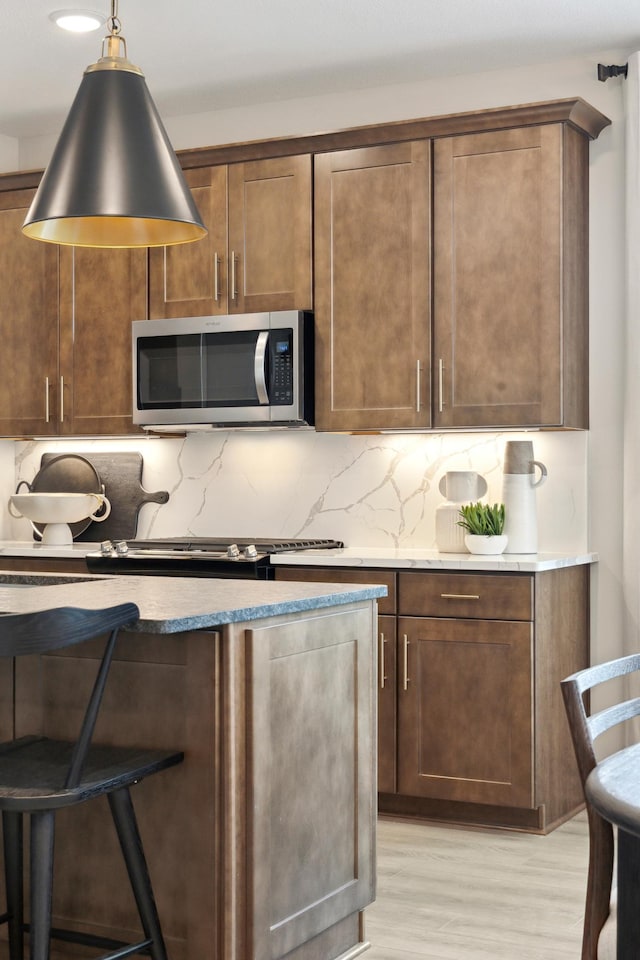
[12,52,628,664]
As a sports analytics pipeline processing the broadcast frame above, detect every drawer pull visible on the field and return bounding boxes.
[440,593,480,600]
[402,634,410,690]
[379,632,387,689]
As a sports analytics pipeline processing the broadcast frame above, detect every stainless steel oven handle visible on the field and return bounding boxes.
[254,331,269,404]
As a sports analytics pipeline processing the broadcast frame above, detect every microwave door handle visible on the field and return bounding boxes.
[254,331,269,404]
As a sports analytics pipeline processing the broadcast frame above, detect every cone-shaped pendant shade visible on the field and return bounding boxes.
[22,67,207,247]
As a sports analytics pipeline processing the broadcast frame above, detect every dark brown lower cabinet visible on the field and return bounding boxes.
[396,615,533,808]
[377,614,397,794]
[276,562,590,834]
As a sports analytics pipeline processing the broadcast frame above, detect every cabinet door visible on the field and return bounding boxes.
[58,247,147,435]
[0,189,58,437]
[397,616,533,807]
[378,614,397,795]
[314,142,431,431]
[433,125,573,428]
[228,155,312,313]
[148,165,229,318]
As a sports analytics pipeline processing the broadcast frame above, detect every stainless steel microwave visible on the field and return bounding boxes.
[132,311,314,431]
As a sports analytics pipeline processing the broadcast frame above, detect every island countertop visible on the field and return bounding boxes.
[0,572,388,634]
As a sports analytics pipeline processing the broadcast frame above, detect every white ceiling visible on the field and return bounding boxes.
[3,0,639,140]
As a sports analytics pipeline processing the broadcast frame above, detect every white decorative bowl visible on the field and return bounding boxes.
[9,493,111,544]
[464,534,508,556]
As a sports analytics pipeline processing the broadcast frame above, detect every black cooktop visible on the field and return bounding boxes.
[126,537,344,554]
[86,537,344,580]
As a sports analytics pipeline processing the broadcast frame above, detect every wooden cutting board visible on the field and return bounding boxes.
[38,452,169,542]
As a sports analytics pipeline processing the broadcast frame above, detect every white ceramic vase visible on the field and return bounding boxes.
[436,471,488,553]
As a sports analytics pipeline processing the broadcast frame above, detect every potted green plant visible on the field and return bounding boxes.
[457,501,507,555]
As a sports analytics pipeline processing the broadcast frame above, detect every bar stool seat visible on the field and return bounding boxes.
[0,737,180,810]
[0,603,184,960]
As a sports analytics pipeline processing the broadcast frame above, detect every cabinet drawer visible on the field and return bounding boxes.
[398,572,533,621]
[274,566,396,615]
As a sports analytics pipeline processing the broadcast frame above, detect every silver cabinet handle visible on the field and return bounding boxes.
[60,376,64,422]
[402,634,410,690]
[379,631,387,690]
[44,377,50,423]
[254,331,269,405]
[438,358,444,412]
[213,252,221,302]
[440,593,480,601]
[416,360,421,413]
[230,250,238,303]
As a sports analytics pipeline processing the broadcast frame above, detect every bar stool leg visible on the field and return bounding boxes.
[108,787,168,960]
[2,811,24,960]
[29,810,55,960]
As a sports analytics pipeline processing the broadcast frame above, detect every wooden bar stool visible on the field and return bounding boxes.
[0,603,184,960]
[561,654,640,959]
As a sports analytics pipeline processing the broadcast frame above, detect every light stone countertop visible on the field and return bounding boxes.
[0,572,387,634]
[0,541,597,572]
[0,541,103,558]
[270,546,598,572]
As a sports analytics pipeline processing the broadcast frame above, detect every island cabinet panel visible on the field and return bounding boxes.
[0,189,59,437]
[314,142,432,431]
[149,155,312,319]
[274,566,397,795]
[58,247,147,435]
[245,603,376,960]
[433,123,588,429]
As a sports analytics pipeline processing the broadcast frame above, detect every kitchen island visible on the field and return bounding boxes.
[0,573,386,960]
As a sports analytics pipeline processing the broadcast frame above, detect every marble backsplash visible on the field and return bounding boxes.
[7,430,588,551]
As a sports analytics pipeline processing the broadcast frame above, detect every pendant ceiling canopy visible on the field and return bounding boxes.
[22,2,207,248]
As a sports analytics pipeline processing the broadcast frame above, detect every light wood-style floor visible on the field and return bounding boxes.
[364,812,589,959]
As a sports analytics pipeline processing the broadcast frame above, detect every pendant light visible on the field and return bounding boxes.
[22,0,207,248]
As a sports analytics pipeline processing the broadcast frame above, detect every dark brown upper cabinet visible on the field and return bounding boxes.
[148,155,312,319]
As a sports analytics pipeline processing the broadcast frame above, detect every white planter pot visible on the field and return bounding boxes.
[464,534,508,555]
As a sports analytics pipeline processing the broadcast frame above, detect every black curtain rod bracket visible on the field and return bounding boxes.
[597,63,628,81]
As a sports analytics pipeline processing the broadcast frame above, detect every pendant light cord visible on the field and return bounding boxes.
[107,0,121,37]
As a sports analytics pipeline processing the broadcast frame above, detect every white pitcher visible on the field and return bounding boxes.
[501,441,547,554]
[436,471,488,553]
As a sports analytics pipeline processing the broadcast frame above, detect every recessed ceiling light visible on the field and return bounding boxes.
[49,9,106,33]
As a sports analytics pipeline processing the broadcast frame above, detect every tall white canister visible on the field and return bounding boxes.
[501,440,547,554]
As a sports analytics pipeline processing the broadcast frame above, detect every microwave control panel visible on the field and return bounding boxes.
[270,329,294,404]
